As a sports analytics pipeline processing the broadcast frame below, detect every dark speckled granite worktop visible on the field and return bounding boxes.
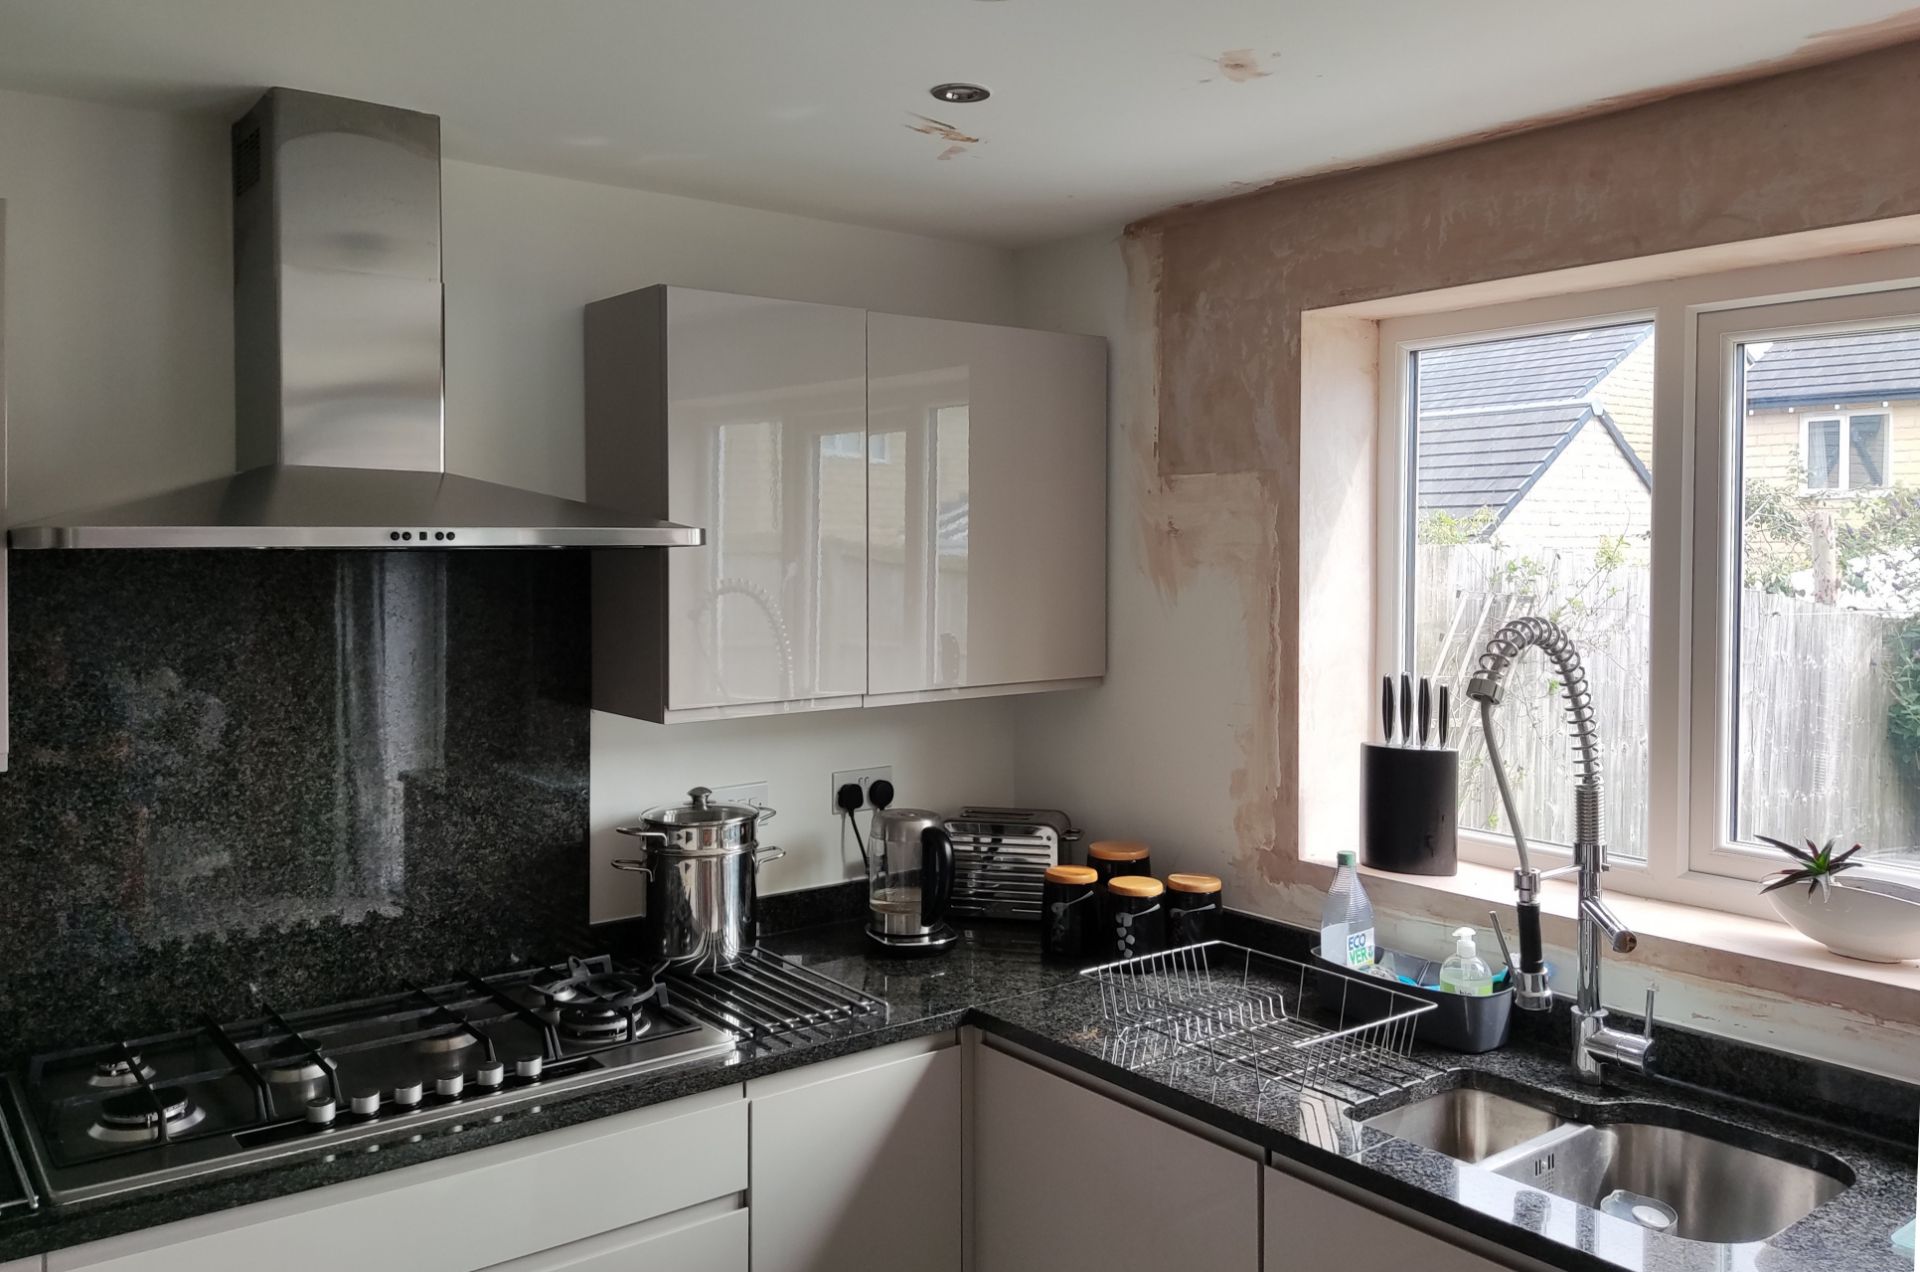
[1,916,1913,1272]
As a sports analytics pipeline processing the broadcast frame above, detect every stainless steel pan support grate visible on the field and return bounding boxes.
[663,948,886,1048]
[1085,942,1437,1106]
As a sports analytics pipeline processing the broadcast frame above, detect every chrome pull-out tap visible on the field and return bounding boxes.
[1467,616,1656,1084]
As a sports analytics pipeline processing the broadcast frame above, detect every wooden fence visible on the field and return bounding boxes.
[1413,544,1918,861]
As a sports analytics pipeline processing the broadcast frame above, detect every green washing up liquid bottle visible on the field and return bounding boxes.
[1439,925,1494,996]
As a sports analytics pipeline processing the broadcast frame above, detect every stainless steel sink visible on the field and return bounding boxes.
[1362,1083,1853,1244]
[1361,1088,1568,1163]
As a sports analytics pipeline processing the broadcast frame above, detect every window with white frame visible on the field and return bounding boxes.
[1376,257,1920,916]
[1799,412,1889,492]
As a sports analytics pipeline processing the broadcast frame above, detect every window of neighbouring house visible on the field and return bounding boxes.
[1401,319,1655,864]
[1801,412,1890,492]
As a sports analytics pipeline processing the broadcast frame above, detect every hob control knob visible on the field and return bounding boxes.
[513,1056,544,1080]
[305,1096,337,1126]
[435,1072,465,1097]
[348,1090,382,1116]
[474,1060,505,1089]
[392,1081,424,1108]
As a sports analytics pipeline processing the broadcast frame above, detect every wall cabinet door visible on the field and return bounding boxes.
[972,1045,1259,1272]
[588,287,868,721]
[866,313,1106,699]
[747,1041,962,1272]
[1264,1165,1512,1272]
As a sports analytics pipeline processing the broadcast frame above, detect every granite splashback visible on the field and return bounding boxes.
[0,550,591,1065]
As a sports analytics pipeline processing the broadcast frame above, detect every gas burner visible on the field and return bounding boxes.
[260,1045,327,1086]
[87,1087,207,1145]
[413,1028,479,1056]
[87,1054,156,1089]
[557,1001,651,1045]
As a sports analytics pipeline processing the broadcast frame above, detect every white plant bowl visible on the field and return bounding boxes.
[1767,875,1920,964]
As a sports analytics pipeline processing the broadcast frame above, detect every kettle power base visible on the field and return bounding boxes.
[867,923,959,956]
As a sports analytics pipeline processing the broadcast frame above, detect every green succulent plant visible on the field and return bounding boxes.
[1755,835,1865,899]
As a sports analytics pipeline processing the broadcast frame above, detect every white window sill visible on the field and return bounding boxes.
[1299,858,1920,1031]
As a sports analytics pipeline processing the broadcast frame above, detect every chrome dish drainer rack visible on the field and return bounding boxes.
[1084,942,1438,1109]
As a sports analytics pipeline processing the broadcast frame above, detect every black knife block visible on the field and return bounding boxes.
[1362,743,1458,877]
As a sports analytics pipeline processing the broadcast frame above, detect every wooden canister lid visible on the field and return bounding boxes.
[1166,873,1222,894]
[1044,864,1098,885]
[1107,875,1165,899]
[1088,840,1150,862]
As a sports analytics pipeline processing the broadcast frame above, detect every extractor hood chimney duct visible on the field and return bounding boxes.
[8,88,700,550]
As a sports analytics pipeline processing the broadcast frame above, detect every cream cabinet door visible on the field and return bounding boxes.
[865,313,1106,698]
[972,1045,1259,1272]
[1264,1166,1515,1271]
[589,287,868,720]
[747,1041,962,1272]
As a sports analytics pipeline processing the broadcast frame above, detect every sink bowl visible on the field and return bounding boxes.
[1360,1087,1568,1163]
[1362,1081,1853,1244]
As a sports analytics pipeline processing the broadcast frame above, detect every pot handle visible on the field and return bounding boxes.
[612,827,669,879]
[753,843,787,865]
[753,802,777,825]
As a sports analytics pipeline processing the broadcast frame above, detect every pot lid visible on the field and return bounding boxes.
[640,786,764,827]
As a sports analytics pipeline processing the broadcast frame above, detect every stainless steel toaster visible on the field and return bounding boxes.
[943,806,1081,921]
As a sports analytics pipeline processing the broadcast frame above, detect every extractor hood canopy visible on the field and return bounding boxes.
[8,88,700,551]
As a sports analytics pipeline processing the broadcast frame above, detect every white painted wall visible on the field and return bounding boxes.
[0,90,233,524]
[0,90,1030,922]
[1008,229,1255,884]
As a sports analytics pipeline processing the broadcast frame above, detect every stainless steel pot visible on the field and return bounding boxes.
[613,787,783,969]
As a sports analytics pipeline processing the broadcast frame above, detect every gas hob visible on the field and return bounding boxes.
[8,956,734,1208]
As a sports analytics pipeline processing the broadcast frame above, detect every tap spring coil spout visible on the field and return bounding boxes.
[1467,615,1604,830]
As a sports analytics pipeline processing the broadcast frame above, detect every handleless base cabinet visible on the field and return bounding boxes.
[746,1038,963,1272]
[972,1043,1261,1272]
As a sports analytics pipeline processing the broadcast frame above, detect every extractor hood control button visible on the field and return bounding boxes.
[435,1072,465,1098]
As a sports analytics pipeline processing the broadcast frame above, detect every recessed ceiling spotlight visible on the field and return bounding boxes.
[929,83,991,105]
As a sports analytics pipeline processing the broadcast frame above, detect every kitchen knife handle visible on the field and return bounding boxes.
[1438,685,1451,748]
[1418,677,1431,747]
[1399,673,1413,746]
[1381,675,1395,745]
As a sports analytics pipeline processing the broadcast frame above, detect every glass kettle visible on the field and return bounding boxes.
[866,808,957,954]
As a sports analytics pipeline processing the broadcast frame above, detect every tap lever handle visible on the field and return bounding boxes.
[1640,985,1657,1039]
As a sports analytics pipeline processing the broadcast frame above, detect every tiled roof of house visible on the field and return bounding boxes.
[1743,328,1920,408]
[1418,403,1597,517]
[1416,323,1652,522]
[1418,324,1649,412]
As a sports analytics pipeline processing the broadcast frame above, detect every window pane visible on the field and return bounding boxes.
[1410,321,1653,861]
[1804,419,1841,490]
[1735,327,1920,871]
[1849,413,1888,488]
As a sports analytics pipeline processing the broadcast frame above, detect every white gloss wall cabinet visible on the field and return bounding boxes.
[746,1037,963,1272]
[46,1089,748,1272]
[1263,1166,1511,1272]
[587,288,1106,724]
[972,1045,1261,1272]
[587,287,869,723]
[865,312,1107,701]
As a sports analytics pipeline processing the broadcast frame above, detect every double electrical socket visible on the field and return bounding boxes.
[830,766,893,816]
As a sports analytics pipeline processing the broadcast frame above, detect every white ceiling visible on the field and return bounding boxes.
[0,0,1911,247]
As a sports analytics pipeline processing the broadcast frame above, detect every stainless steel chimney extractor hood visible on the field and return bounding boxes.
[8,88,700,550]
